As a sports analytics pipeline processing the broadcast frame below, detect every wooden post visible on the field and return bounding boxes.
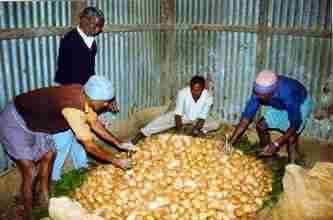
[71,1,87,26]
[160,0,177,105]
[255,0,270,119]
[255,0,270,74]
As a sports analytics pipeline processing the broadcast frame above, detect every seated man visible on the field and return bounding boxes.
[225,70,313,163]
[131,75,220,144]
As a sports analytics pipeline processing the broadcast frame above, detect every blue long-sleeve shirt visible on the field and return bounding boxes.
[241,75,308,130]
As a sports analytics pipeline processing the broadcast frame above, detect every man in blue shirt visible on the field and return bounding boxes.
[226,70,313,163]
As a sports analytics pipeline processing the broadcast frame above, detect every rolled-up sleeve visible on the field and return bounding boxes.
[241,94,260,120]
[286,101,302,130]
[174,90,184,116]
[198,95,213,119]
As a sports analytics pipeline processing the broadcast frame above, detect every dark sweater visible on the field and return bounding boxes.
[55,28,97,85]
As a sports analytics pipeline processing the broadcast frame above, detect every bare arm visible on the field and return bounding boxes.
[229,118,252,145]
[89,119,122,147]
[175,114,183,131]
[274,127,297,147]
[81,140,130,169]
[194,119,205,130]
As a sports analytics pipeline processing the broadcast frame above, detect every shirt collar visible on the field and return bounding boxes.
[77,26,95,49]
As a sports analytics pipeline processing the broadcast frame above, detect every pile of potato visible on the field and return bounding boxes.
[73,134,272,220]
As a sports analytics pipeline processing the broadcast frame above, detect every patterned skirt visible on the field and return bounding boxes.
[0,103,55,161]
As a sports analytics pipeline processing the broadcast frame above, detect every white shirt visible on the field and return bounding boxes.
[77,26,95,49]
[174,87,213,121]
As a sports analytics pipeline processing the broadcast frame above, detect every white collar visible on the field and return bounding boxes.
[77,26,95,49]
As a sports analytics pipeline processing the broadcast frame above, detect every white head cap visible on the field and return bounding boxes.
[84,75,114,101]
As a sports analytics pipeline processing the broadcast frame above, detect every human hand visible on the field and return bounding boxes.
[259,143,277,157]
[115,159,132,169]
[118,142,137,151]
[221,134,233,154]
[108,100,120,113]
[191,127,201,136]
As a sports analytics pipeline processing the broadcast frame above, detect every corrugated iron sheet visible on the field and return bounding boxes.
[94,31,161,119]
[173,31,257,124]
[0,1,161,172]
[0,1,71,29]
[0,31,161,171]
[87,0,160,24]
[263,35,332,138]
[0,36,61,172]
[0,36,60,108]
[176,0,259,25]
[267,0,332,30]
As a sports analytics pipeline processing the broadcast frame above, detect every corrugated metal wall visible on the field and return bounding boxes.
[0,0,161,172]
[176,0,259,25]
[174,31,257,124]
[0,1,71,172]
[87,0,160,24]
[263,0,332,137]
[87,0,161,118]
[173,0,260,124]
[172,0,332,132]
[0,1,71,28]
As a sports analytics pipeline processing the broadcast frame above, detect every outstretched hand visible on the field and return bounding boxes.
[116,159,132,169]
[220,134,233,154]
[118,142,137,151]
[259,143,276,157]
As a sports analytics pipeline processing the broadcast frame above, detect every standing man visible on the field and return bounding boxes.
[131,75,220,144]
[53,7,105,179]
[225,70,313,163]
[54,7,104,85]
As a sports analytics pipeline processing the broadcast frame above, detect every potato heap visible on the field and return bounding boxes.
[73,134,272,220]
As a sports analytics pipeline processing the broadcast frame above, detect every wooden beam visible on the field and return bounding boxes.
[71,1,87,26]
[0,26,72,40]
[103,24,163,32]
[0,24,331,40]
